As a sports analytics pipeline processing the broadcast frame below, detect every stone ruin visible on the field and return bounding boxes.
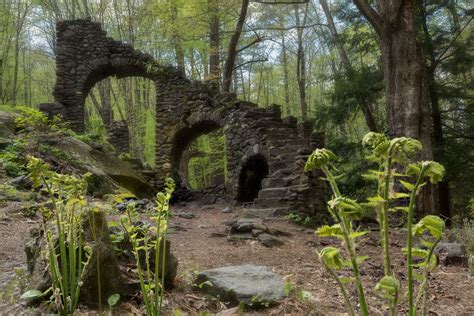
[49,18,326,215]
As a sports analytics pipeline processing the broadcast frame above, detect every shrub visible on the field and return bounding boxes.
[305,132,446,316]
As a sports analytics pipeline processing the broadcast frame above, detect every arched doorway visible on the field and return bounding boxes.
[171,120,226,189]
[237,154,269,203]
[84,76,157,167]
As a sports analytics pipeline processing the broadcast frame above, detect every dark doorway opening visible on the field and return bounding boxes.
[237,154,269,203]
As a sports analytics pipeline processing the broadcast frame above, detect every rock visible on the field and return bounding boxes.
[434,242,467,266]
[38,102,66,119]
[222,207,232,214]
[201,205,215,210]
[9,175,33,190]
[0,111,18,140]
[196,265,285,307]
[25,209,128,306]
[53,136,156,198]
[258,234,284,247]
[228,233,254,241]
[174,211,195,219]
[210,232,227,238]
[252,229,264,237]
[230,218,260,233]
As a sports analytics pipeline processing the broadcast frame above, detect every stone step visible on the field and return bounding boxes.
[254,197,290,208]
[268,168,294,178]
[258,187,288,199]
[243,207,291,219]
[262,177,290,188]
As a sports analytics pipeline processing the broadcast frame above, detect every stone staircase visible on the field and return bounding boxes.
[238,104,325,218]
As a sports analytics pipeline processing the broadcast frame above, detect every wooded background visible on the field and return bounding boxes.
[0,0,472,218]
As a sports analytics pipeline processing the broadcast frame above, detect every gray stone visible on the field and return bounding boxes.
[258,234,284,247]
[174,211,195,219]
[434,242,467,266]
[222,207,232,213]
[196,265,285,307]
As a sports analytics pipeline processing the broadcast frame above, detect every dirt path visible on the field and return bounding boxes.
[0,202,472,315]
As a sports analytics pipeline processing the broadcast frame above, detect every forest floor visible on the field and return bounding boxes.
[0,202,473,315]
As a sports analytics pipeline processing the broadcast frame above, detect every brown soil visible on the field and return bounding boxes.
[0,202,473,315]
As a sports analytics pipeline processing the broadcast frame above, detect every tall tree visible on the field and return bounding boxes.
[352,0,435,214]
[222,0,250,92]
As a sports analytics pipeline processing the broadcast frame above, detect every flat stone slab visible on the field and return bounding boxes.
[196,265,285,307]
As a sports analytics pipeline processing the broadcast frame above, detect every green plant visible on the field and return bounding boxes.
[21,156,92,315]
[305,132,446,316]
[0,139,27,177]
[120,178,175,316]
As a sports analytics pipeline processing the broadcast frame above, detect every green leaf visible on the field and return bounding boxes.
[391,192,410,199]
[422,161,445,184]
[319,247,345,270]
[305,148,338,171]
[356,255,369,264]
[339,276,356,284]
[316,224,343,239]
[413,215,445,239]
[107,294,120,307]
[20,289,44,300]
[375,276,400,296]
[349,231,368,239]
[413,271,425,282]
[393,206,409,213]
[399,180,415,191]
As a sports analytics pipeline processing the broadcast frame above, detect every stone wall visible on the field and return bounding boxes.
[53,18,326,215]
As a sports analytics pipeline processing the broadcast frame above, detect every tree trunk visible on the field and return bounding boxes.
[295,4,309,121]
[208,0,220,86]
[353,0,435,214]
[279,14,291,116]
[222,0,250,93]
[419,3,451,218]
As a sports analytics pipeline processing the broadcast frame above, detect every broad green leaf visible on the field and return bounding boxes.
[391,192,410,199]
[349,231,368,239]
[375,276,400,296]
[316,224,343,239]
[422,161,445,184]
[107,294,120,307]
[20,289,44,300]
[413,215,445,239]
[399,180,415,191]
[319,247,345,270]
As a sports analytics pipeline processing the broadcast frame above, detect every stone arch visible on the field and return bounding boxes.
[52,18,327,215]
[237,154,269,203]
[170,118,225,187]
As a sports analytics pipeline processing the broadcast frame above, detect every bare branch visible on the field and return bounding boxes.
[233,58,268,70]
[352,0,383,36]
[251,0,309,4]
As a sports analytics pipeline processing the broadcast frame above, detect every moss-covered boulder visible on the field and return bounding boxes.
[52,137,156,198]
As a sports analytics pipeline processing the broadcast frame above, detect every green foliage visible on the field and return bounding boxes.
[14,106,66,134]
[187,131,227,190]
[120,178,175,316]
[0,139,27,177]
[305,132,446,316]
[25,156,92,314]
[287,212,324,227]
